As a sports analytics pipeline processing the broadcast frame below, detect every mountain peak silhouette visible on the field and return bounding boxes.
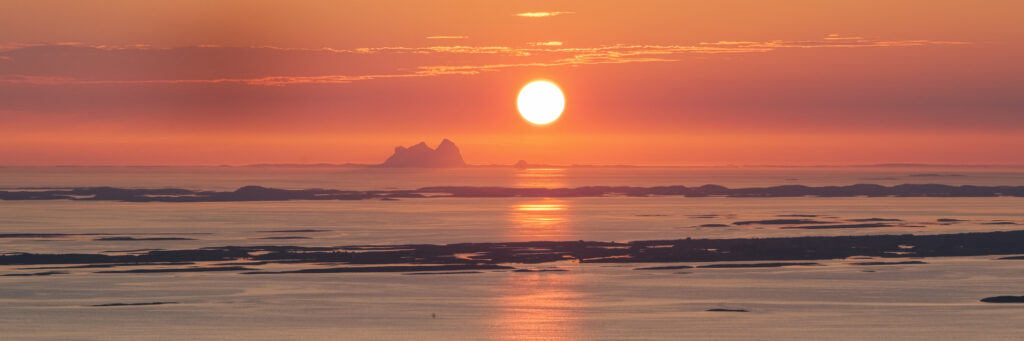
[382,139,466,167]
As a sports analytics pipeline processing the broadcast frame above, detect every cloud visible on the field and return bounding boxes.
[353,45,529,55]
[426,36,467,40]
[0,35,970,87]
[515,11,574,18]
[825,33,865,41]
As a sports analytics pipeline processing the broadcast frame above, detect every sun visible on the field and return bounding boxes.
[517,81,565,125]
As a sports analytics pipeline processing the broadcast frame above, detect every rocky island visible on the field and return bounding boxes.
[381,139,466,167]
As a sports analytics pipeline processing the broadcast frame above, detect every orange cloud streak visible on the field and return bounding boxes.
[0,36,968,87]
[515,11,574,18]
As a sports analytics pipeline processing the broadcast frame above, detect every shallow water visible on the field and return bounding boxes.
[2,165,1023,191]
[1,257,1023,340]
[1,196,1023,254]
[2,166,1024,340]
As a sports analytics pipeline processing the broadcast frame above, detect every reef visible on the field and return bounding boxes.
[3,230,1024,275]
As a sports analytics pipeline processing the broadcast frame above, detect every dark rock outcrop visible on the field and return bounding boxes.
[91,302,178,307]
[850,261,927,266]
[980,296,1024,303]
[382,139,466,167]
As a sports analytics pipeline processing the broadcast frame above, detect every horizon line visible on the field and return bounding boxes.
[2,162,1024,168]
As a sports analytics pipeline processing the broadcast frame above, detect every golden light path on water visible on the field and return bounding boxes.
[509,167,571,237]
[493,167,581,340]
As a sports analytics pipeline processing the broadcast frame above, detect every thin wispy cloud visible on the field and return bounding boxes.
[515,11,574,18]
[824,33,865,41]
[0,35,969,87]
[426,36,467,40]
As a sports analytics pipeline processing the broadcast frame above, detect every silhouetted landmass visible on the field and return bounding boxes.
[403,271,484,275]
[96,266,254,273]
[706,308,748,312]
[699,224,730,228]
[695,262,820,268]
[0,249,248,265]
[0,186,410,202]
[215,261,268,266]
[7,231,1024,271]
[258,229,330,233]
[101,248,164,253]
[938,218,966,223]
[422,184,1024,198]
[782,223,892,229]
[95,237,196,241]
[513,268,569,272]
[244,264,512,274]
[381,139,466,167]
[3,183,1024,202]
[20,262,193,270]
[91,302,178,307]
[777,214,819,217]
[2,270,68,276]
[635,265,694,270]
[592,231,1024,263]
[848,218,903,222]
[0,233,105,238]
[850,261,927,266]
[733,219,834,225]
[983,221,1018,225]
[980,296,1024,303]
[0,233,67,238]
[996,255,1024,260]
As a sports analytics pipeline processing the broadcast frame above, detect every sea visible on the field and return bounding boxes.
[1,165,1023,340]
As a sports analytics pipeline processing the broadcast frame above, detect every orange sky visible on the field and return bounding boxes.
[1,0,1022,165]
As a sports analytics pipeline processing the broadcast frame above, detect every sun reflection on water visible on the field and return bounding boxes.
[514,167,567,188]
[494,168,581,339]
[509,167,571,237]
[492,270,583,340]
[509,199,569,238]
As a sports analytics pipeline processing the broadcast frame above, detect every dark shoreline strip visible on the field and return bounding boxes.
[243,264,513,274]
[95,266,253,274]
[850,261,927,266]
[696,262,820,269]
[5,230,1024,268]
[980,296,1024,303]
[91,302,178,307]
[2,183,1024,202]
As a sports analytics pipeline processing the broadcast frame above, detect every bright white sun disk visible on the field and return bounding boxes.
[517,81,564,125]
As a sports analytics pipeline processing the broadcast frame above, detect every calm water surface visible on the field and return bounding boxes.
[1,166,1023,340]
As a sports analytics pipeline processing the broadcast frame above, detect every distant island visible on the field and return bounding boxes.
[381,139,466,167]
[3,183,1024,202]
